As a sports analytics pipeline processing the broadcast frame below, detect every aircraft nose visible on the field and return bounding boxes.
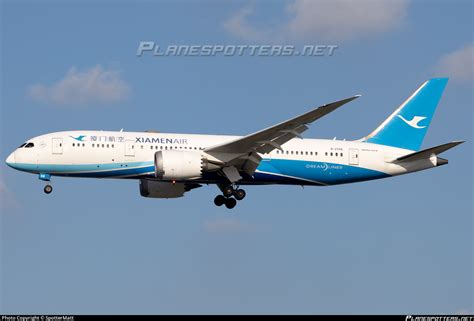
[5,151,16,167]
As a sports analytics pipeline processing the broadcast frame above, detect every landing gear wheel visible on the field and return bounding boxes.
[225,197,237,209]
[44,185,53,194]
[223,185,234,198]
[233,189,246,201]
[214,195,226,207]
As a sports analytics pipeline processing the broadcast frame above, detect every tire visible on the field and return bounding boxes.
[223,186,234,198]
[44,185,53,194]
[233,189,246,201]
[214,195,225,206]
[225,197,237,209]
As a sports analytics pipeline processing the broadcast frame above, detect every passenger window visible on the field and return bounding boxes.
[335,153,338,156]
[325,152,328,156]
[341,153,343,157]
[112,144,114,148]
[330,152,333,156]
[72,143,75,147]
[82,143,85,147]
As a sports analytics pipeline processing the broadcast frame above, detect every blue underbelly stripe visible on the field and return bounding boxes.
[13,161,154,174]
[256,158,388,185]
[13,158,389,184]
[63,166,155,178]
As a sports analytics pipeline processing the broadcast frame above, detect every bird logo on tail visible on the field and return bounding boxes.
[397,115,427,129]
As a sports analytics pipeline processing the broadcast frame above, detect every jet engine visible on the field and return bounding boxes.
[154,150,220,180]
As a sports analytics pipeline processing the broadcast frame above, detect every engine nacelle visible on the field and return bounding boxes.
[154,150,204,180]
[139,179,185,198]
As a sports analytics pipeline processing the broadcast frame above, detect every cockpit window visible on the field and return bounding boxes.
[18,143,27,148]
[25,142,34,148]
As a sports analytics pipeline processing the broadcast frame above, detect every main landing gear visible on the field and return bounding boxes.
[214,184,246,209]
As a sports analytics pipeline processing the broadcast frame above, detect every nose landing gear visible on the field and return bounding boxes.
[214,184,246,209]
[39,173,53,195]
[44,184,53,194]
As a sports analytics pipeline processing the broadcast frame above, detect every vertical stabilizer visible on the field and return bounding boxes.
[364,78,448,151]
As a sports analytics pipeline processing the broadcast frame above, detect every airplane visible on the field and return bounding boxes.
[5,78,464,209]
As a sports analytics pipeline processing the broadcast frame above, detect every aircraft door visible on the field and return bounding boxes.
[125,140,135,156]
[52,138,63,155]
[349,148,359,165]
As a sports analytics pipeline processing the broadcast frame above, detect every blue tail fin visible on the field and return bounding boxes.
[364,78,448,151]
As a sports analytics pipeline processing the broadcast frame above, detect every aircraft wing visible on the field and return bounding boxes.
[204,95,360,182]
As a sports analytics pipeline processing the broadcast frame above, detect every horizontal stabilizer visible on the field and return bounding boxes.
[390,141,464,164]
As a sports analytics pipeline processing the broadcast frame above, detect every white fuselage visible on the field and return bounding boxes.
[6,130,438,186]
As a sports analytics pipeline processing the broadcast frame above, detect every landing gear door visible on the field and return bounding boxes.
[125,140,135,156]
[52,138,63,155]
[349,148,359,165]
